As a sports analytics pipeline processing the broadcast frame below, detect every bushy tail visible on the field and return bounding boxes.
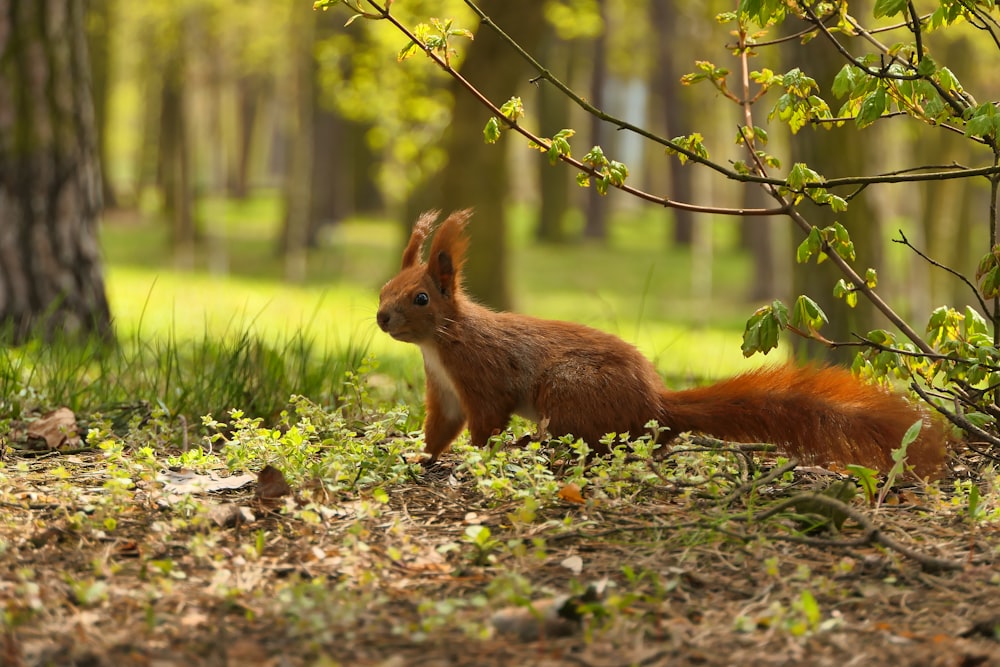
[658,365,947,478]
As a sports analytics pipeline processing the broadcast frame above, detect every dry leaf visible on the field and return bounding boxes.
[113,540,142,559]
[491,596,580,641]
[255,465,292,504]
[207,502,255,528]
[535,416,551,440]
[558,482,585,504]
[225,638,277,667]
[26,407,80,450]
[162,469,256,495]
[491,579,609,642]
[560,555,583,575]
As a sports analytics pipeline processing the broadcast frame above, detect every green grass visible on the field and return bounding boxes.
[0,199,786,436]
[101,198,784,379]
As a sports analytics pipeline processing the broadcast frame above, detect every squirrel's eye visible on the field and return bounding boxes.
[414,292,430,306]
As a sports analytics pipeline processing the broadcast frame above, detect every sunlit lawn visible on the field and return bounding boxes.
[101,196,788,384]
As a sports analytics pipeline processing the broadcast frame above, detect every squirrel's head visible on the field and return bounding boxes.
[376,209,472,343]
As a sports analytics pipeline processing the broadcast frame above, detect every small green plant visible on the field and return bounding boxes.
[463,525,502,566]
[846,464,879,505]
[875,420,922,509]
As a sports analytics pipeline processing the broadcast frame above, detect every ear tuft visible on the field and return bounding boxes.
[427,209,472,295]
[400,210,440,269]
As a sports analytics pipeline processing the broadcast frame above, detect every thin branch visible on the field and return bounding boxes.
[910,381,1000,450]
[358,0,966,357]
[840,12,972,121]
[812,113,982,144]
[893,229,992,316]
[461,0,749,182]
[718,458,800,508]
[960,1,1000,50]
[751,494,964,572]
[732,22,935,356]
[363,0,785,217]
[851,332,1000,373]
[906,1,925,62]
[801,3,921,82]
[796,163,1000,189]
[466,0,1000,195]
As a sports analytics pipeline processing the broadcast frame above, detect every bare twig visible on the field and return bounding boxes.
[910,381,1000,448]
[752,493,965,572]
[360,0,786,217]
[850,332,1000,373]
[731,24,935,356]
[718,458,800,508]
[893,229,992,316]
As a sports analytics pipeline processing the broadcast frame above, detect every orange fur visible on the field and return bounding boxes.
[376,211,947,478]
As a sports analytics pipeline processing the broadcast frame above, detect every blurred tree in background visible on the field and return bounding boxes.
[0,0,111,342]
[4,0,995,337]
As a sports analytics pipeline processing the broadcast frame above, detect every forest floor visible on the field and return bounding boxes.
[2,432,999,667]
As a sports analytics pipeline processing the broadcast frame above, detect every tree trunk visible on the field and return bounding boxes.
[535,35,572,244]
[790,34,881,364]
[309,101,346,245]
[229,74,264,200]
[649,0,696,246]
[85,0,116,209]
[919,37,977,311]
[279,0,315,281]
[159,45,195,269]
[0,0,111,342]
[429,0,547,309]
[743,180,784,303]
[583,0,609,241]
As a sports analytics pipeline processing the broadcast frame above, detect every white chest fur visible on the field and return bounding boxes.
[419,345,464,420]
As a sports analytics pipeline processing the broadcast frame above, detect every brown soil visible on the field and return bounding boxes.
[1,449,998,667]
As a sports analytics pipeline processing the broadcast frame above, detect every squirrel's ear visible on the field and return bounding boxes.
[427,209,472,295]
[400,210,440,269]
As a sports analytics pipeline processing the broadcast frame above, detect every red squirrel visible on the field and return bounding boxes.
[376,210,947,478]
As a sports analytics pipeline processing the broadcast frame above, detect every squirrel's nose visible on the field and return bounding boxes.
[376,310,391,331]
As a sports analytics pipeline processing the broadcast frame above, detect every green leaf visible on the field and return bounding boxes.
[965,306,989,335]
[483,117,501,144]
[968,483,982,520]
[668,133,709,164]
[964,412,995,428]
[792,295,828,332]
[739,0,787,27]
[865,268,878,288]
[873,0,907,18]
[916,56,937,77]
[607,160,629,186]
[583,145,607,167]
[796,227,823,264]
[798,590,821,628]
[741,300,789,357]
[856,87,886,128]
[830,222,856,262]
[397,40,420,62]
[546,128,575,165]
[831,65,857,99]
[900,420,923,449]
[980,267,1000,299]
[833,279,852,300]
[499,96,524,122]
[965,103,1000,141]
[846,464,879,503]
[787,163,822,190]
